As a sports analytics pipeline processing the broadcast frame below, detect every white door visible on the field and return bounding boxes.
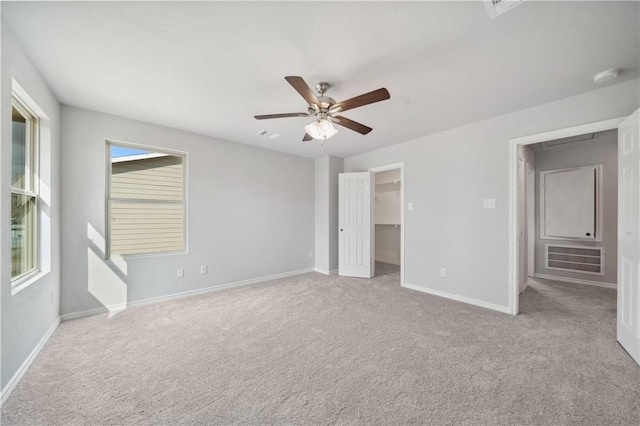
[339,172,374,278]
[618,109,640,365]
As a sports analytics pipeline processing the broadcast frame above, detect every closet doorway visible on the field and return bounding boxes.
[370,163,404,284]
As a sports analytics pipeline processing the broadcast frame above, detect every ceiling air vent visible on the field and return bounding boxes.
[484,0,525,19]
[256,130,281,139]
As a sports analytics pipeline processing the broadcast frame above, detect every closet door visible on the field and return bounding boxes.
[618,109,640,366]
[338,172,374,278]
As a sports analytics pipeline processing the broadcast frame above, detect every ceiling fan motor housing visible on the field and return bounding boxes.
[308,96,336,114]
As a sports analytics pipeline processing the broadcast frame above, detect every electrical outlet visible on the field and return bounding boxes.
[408,202,414,211]
[177,268,184,278]
[200,265,208,275]
[440,268,447,278]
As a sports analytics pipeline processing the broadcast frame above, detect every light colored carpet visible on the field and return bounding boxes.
[2,263,639,425]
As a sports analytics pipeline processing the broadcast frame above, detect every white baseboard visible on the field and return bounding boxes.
[533,273,617,290]
[1,317,60,406]
[375,258,401,266]
[61,267,314,321]
[314,268,338,275]
[402,282,511,314]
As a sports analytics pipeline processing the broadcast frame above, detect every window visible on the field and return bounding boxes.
[11,98,39,283]
[107,142,186,257]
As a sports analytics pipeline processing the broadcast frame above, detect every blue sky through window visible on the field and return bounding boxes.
[111,145,149,158]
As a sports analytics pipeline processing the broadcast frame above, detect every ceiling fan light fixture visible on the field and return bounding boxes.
[305,118,338,140]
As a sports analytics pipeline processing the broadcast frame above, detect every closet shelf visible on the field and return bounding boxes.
[376,180,401,194]
[376,223,401,227]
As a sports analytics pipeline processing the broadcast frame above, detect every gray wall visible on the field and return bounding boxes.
[314,155,343,273]
[344,79,638,310]
[534,130,618,285]
[314,156,329,273]
[328,156,343,271]
[375,226,401,265]
[1,24,61,390]
[60,106,314,316]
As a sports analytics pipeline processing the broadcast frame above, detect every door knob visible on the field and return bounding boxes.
[340,229,343,232]
[586,232,591,236]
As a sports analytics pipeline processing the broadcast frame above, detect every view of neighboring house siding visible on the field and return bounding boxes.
[110,155,184,255]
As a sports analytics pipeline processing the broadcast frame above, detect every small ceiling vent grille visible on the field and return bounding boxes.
[484,0,525,19]
[257,130,281,139]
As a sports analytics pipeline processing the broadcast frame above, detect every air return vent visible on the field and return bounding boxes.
[484,0,525,19]
[256,130,281,139]
[546,244,604,276]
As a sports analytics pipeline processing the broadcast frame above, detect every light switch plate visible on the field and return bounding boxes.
[408,202,414,211]
[483,198,496,209]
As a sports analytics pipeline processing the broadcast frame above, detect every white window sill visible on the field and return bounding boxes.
[108,249,187,261]
[11,269,50,296]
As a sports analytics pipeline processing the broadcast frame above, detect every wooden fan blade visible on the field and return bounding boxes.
[332,116,373,135]
[334,88,390,113]
[285,76,320,107]
[254,113,310,120]
[302,133,314,142]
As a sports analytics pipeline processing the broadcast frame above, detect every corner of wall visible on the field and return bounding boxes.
[1,21,62,396]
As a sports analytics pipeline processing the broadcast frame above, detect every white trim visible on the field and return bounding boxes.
[533,273,616,290]
[61,268,314,321]
[11,270,50,296]
[369,162,405,285]
[402,282,511,314]
[375,258,401,266]
[314,268,338,275]
[508,117,625,315]
[539,165,603,242]
[11,88,42,290]
[11,78,48,119]
[510,118,626,146]
[111,152,168,163]
[1,318,60,406]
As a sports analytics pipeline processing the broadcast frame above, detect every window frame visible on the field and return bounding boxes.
[105,140,188,260]
[10,95,40,287]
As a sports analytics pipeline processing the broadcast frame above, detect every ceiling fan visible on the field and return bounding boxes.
[255,76,390,142]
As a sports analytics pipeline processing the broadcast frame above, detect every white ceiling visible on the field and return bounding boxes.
[2,1,638,159]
